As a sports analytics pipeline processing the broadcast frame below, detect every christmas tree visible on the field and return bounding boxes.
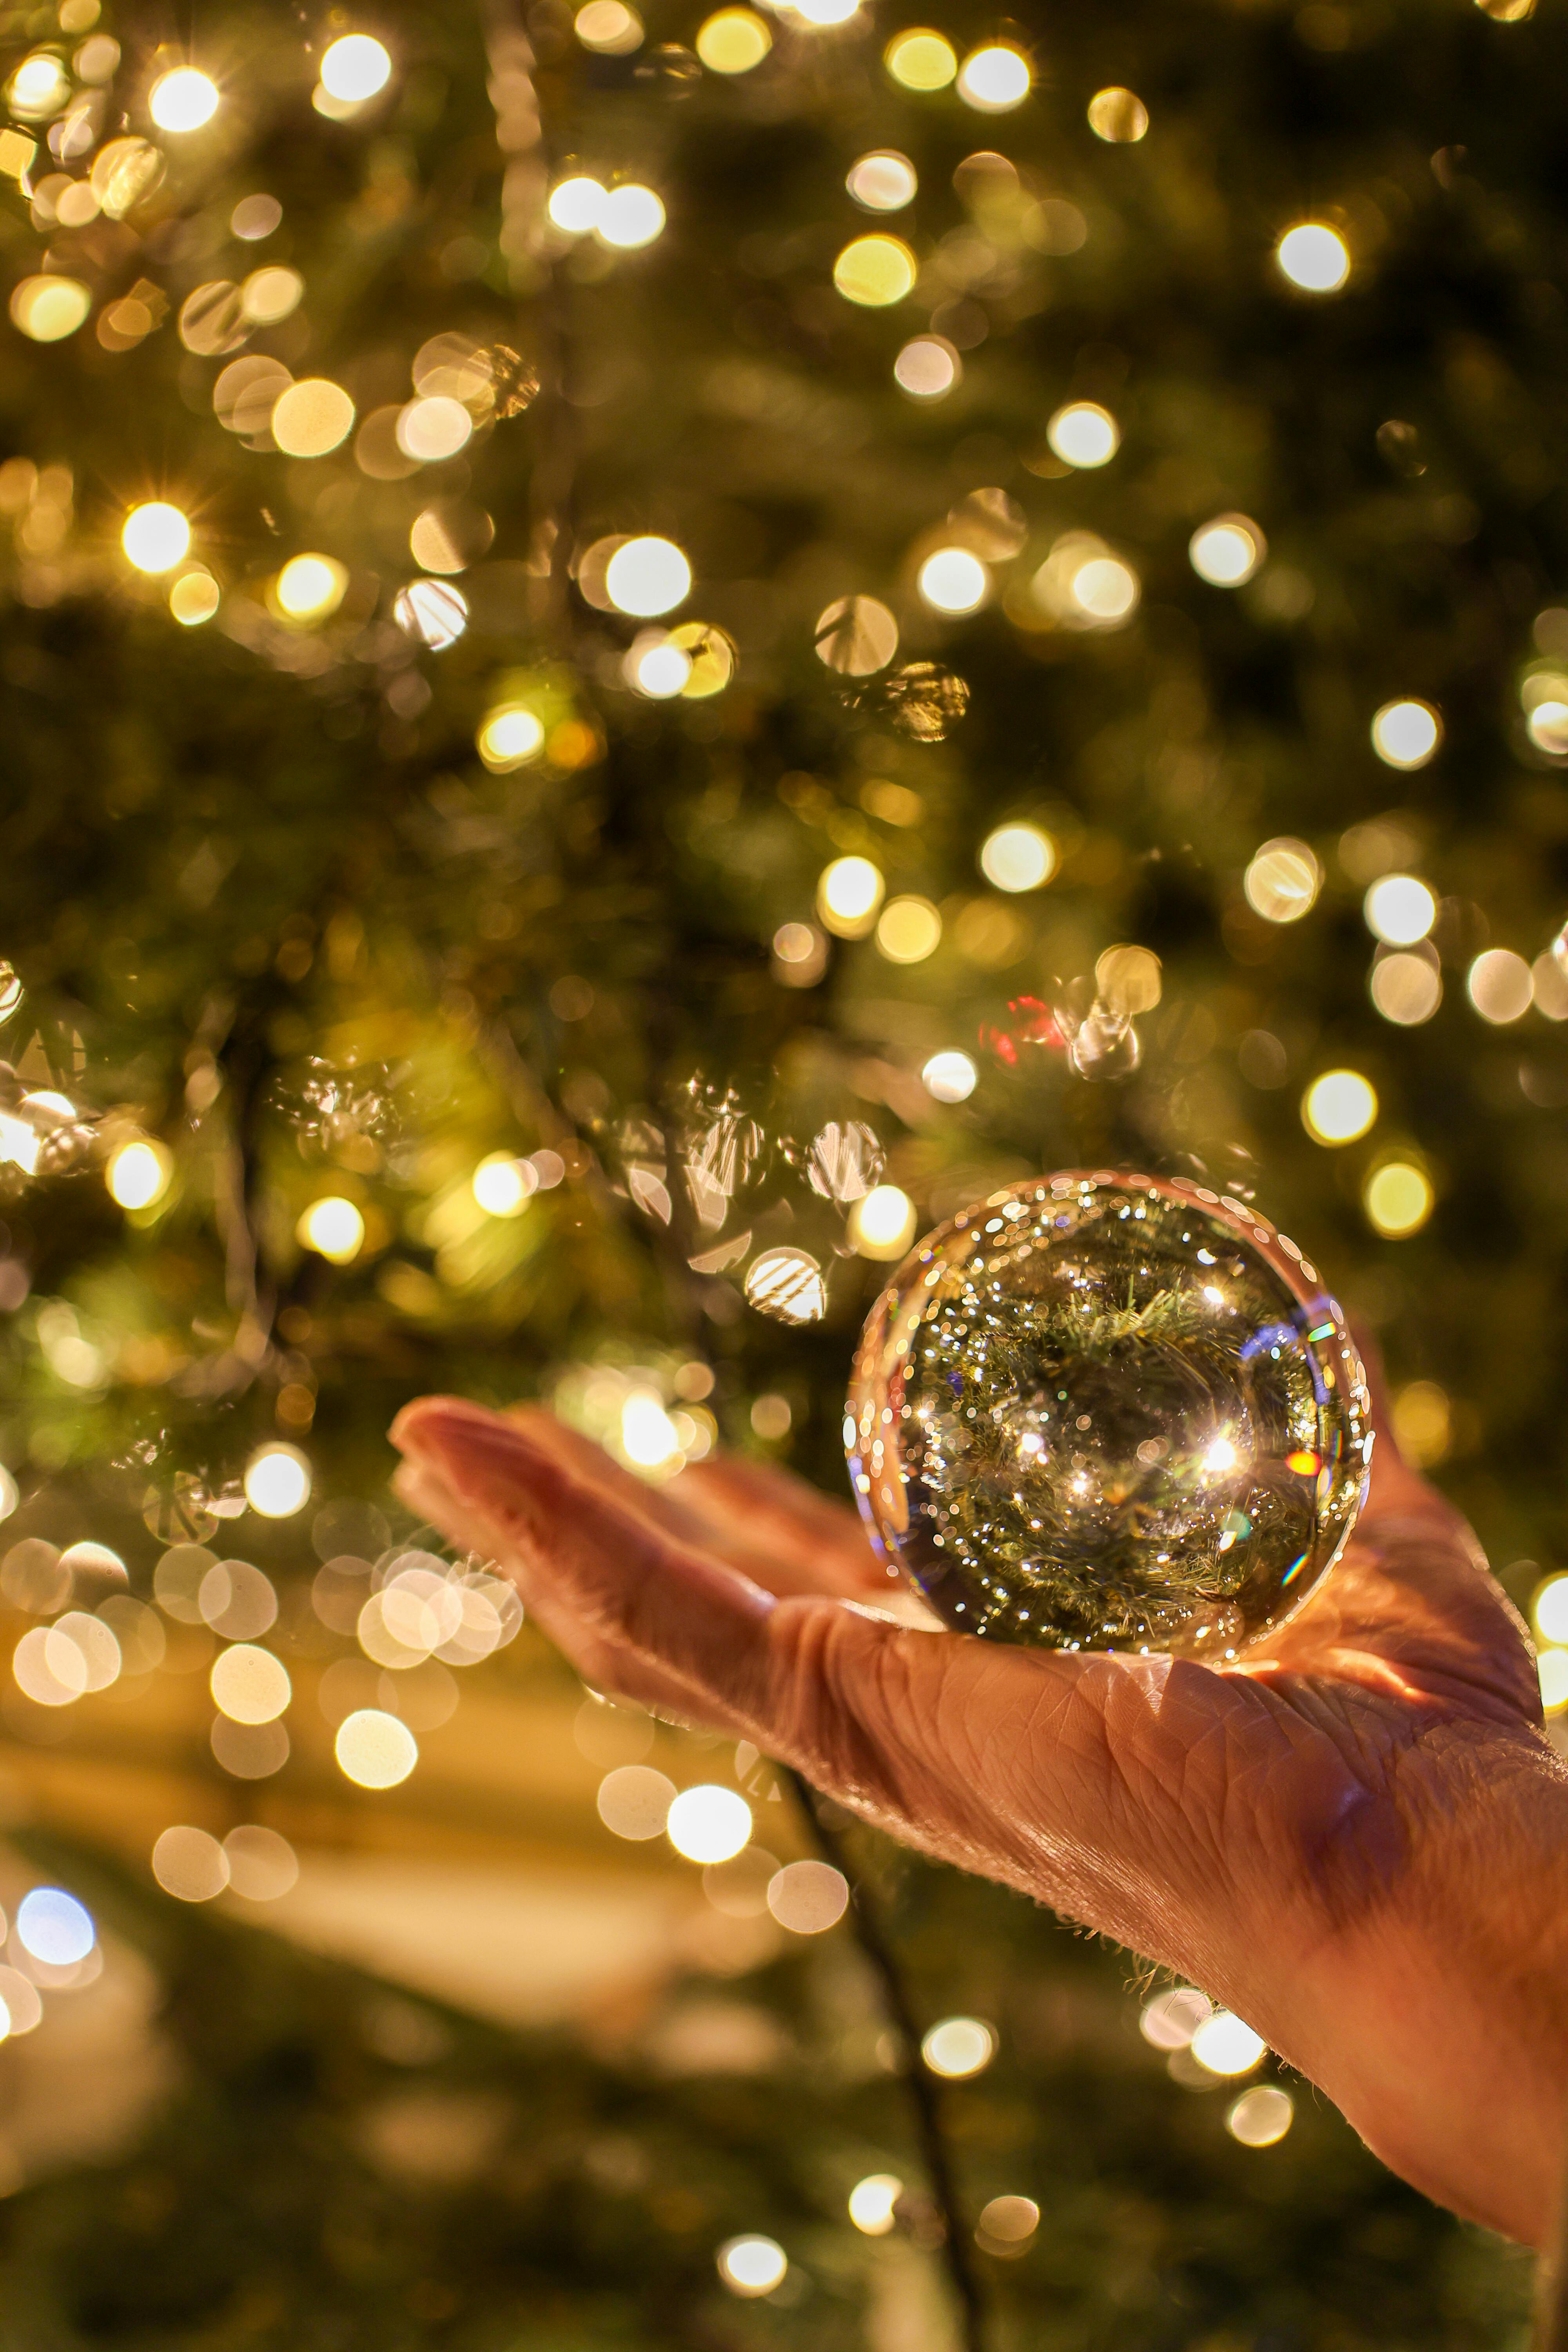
[0,0,1556,2336]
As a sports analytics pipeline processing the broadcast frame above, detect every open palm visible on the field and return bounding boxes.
[391,1385,1568,2246]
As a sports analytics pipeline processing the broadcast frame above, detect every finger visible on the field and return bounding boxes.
[392,1446,727,1725]
[678,1452,901,1600]
[503,1406,897,1602]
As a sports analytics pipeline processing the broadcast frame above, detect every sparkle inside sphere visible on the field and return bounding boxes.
[847,1171,1369,1656]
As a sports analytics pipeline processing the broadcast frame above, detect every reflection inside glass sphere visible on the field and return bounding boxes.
[847,1171,1370,1656]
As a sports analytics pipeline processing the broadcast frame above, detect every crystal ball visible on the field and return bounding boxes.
[846,1171,1371,1657]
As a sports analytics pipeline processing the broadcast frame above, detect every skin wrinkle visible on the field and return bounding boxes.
[391,1390,1568,2247]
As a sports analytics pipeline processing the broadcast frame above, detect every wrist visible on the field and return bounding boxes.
[1278,1736,1568,2246]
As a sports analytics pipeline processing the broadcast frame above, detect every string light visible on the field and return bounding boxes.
[106,1138,171,1207]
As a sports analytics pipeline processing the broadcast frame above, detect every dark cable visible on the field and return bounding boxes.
[786,1767,987,2352]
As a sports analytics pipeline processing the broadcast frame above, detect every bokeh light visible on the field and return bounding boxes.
[210,1642,291,1725]
[848,2174,901,2234]
[1227,2086,1294,2145]
[817,855,884,937]
[833,234,916,306]
[918,547,989,613]
[847,150,916,210]
[1364,874,1436,945]
[1370,953,1442,1026]
[169,571,220,625]
[717,2236,787,2296]
[848,1184,916,1260]
[276,554,347,619]
[766,1858,849,1932]
[884,28,956,87]
[923,1049,977,1102]
[149,67,219,132]
[1243,838,1320,923]
[1047,401,1119,467]
[1534,1573,1568,1644]
[577,1,643,52]
[244,1445,312,1519]
[1371,698,1441,768]
[1191,2010,1266,2075]
[107,1138,171,1208]
[956,44,1031,110]
[298,1196,365,1262]
[1275,221,1350,291]
[1468,947,1534,1022]
[922,2015,996,2078]
[473,1152,536,1216]
[319,34,391,100]
[597,1764,675,1839]
[1189,514,1265,586]
[272,378,356,457]
[10,276,91,341]
[605,536,691,616]
[1363,1160,1434,1237]
[596,185,665,249]
[336,1707,418,1788]
[875,896,942,963]
[549,176,605,233]
[477,705,546,770]
[16,1887,94,1964]
[980,822,1055,892]
[696,8,771,69]
[1302,1069,1377,1145]
[122,502,191,574]
[666,1784,752,1863]
[895,336,960,398]
[1087,85,1148,140]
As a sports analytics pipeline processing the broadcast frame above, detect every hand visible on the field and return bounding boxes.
[390,1379,1568,2248]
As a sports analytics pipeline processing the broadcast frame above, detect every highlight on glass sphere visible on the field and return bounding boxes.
[846,1171,1371,1656]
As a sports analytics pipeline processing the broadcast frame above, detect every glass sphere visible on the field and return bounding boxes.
[847,1171,1370,1657]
